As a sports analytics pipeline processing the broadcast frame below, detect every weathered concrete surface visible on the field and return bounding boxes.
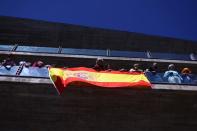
[1,80,197,131]
[0,16,197,53]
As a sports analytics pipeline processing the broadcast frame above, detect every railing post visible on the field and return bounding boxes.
[146,50,152,58]
[11,44,18,51]
[107,49,110,56]
[58,46,62,54]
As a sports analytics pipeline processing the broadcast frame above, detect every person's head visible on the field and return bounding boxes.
[96,58,104,66]
[152,62,158,69]
[19,61,26,65]
[133,63,140,70]
[168,64,175,70]
[25,62,31,67]
[107,64,111,69]
[181,68,191,75]
[37,61,44,67]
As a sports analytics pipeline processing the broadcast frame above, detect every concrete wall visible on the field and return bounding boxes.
[1,81,197,131]
[0,16,197,53]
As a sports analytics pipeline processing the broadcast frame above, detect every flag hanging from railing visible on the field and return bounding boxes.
[49,67,151,94]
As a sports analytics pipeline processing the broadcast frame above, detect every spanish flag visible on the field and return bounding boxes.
[49,67,151,94]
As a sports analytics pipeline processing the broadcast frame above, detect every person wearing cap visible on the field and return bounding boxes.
[163,64,183,84]
[181,68,193,84]
[92,58,107,71]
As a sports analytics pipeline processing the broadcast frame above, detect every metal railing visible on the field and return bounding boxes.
[0,44,196,61]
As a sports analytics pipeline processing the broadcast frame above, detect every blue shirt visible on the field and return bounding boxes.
[163,70,183,84]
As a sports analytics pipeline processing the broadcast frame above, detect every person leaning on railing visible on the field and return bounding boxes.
[1,55,16,70]
[129,63,143,72]
[145,63,163,82]
[145,63,158,74]
[181,68,194,84]
[92,58,107,71]
[15,61,31,75]
[32,60,45,68]
[163,64,183,84]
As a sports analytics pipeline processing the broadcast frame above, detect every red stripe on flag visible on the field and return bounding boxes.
[53,76,151,94]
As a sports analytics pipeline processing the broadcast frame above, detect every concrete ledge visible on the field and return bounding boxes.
[0,75,196,91]
[0,75,51,84]
[152,83,197,91]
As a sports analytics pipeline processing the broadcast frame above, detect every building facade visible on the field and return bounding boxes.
[0,16,197,131]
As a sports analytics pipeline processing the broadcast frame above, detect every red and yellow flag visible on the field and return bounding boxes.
[49,67,151,94]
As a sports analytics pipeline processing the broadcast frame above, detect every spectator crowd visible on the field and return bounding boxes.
[0,56,196,84]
